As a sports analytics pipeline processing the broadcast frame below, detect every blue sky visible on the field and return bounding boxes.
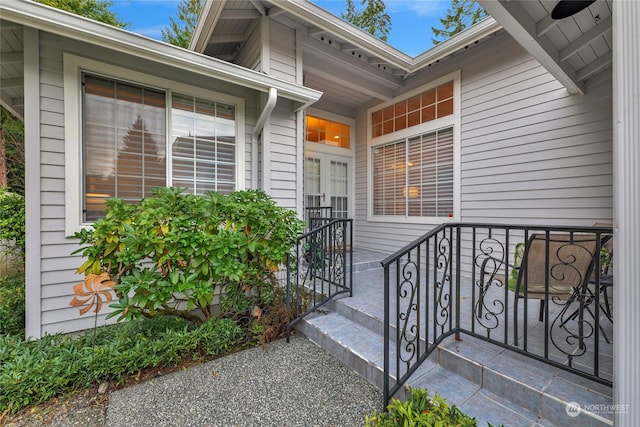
[110,0,451,56]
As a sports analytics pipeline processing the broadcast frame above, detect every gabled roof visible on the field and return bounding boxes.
[0,0,322,119]
[478,0,613,95]
[190,0,503,114]
[191,0,502,77]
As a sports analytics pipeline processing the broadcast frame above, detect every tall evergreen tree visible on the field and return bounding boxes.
[37,0,127,28]
[162,0,205,48]
[431,0,488,45]
[342,0,391,42]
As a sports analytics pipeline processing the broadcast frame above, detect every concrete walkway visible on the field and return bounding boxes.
[105,334,381,426]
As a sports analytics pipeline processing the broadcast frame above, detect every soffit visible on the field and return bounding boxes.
[478,0,613,94]
[196,0,501,112]
[0,20,24,119]
[0,0,321,111]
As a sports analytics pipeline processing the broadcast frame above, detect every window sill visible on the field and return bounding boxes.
[366,215,457,225]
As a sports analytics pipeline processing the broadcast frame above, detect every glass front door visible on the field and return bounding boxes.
[305,153,351,219]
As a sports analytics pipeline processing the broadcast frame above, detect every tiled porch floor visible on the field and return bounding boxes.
[300,246,614,426]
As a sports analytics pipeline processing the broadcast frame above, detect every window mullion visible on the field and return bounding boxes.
[435,131,439,216]
[405,137,409,218]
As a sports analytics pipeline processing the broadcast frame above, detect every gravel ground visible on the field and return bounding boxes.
[106,334,381,426]
[5,333,380,427]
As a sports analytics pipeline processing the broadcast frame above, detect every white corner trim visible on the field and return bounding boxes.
[63,53,246,235]
[296,109,304,219]
[24,27,42,339]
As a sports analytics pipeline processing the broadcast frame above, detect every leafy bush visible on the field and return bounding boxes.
[72,188,304,324]
[0,189,25,254]
[0,189,25,276]
[0,316,243,413]
[366,388,478,427]
[0,273,25,336]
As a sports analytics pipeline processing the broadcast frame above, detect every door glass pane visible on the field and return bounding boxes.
[330,160,348,219]
[305,157,321,196]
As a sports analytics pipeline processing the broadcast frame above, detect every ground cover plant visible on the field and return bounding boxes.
[0,188,304,416]
[365,388,479,427]
[0,316,242,414]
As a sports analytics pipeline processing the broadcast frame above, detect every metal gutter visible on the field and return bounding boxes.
[278,0,414,69]
[0,0,321,108]
[252,87,278,143]
[252,88,278,189]
[193,0,503,77]
[410,18,502,72]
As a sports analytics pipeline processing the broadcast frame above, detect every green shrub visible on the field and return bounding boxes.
[71,188,304,323]
[0,189,25,255]
[0,316,243,413]
[366,388,478,427]
[0,189,25,276]
[0,273,25,336]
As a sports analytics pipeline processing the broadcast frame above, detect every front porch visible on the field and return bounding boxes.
[290,237,614,426]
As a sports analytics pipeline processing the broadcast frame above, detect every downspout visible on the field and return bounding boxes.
[252,87,277,189]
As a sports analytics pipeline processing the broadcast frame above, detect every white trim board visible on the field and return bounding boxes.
[63,53,246,235]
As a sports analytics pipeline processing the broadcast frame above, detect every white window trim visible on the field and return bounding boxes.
[64,53,245,235]
[366,70,461,225]
[304,108,356,219]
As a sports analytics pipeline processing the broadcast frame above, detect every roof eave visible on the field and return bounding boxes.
[278,0,414,69]
[189,0,226,53]
[0,0,321,105]
[478,0,584,94]
[410,17,502,72]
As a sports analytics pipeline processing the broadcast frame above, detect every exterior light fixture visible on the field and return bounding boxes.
[551,0,597,19]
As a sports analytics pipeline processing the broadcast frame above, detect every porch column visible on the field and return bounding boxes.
[612,0,640,424]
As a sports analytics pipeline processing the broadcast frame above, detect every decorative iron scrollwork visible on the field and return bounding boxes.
[397,254,419,368]
[549,241,596,359]
[434,234,452,334]
[474,235,506,332]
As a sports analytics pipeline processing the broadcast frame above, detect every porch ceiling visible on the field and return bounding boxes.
[0,20,24,119]
[478,0,613,95]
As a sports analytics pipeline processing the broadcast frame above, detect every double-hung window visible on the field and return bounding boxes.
[65,54,245,232]
[368,73,459,222]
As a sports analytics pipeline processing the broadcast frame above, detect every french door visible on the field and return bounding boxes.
[305,153,351,219]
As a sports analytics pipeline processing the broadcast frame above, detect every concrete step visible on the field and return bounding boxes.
[296,299,613,427]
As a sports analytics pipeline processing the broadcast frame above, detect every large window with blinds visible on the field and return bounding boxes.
[369,73,458,221]
[82,73,237,222]
[372,128,454,217]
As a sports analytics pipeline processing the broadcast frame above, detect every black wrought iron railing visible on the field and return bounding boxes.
[381,223,613,406]
[305,206,334,230]
[286,218,353,340]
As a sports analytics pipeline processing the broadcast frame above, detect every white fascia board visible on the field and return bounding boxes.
[410,18,502,72]
[190,0,226,52]
[264,1,502,74]
[278,0,414,71]
[190,0,504,79]
[0,0,321,107]
[478,0,584,94]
